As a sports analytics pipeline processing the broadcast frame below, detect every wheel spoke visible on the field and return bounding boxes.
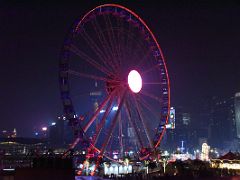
[60,5,170,164]
[99,89,127,154]
[118,96,124,157]
[68,69,120,83]
[142,63,160,74]
[91,19,116,71]
[143,82,162,85]
[67,44,113,76]
[124,100,144,149]
[69,137,80,150]
[103,15,120,70]
[135,47,152,68]
[124,17,134,62]
[136,95,159,120]
[116,18,124,67]
[132,94,154,148]
[63,137,81,158]
[140,90,162,104]
[92,96,115,146]
[92,91,126,176]
[83,90,115,132]
[80,28,114,72]
[106,15,121,68]
[128,36,149,67]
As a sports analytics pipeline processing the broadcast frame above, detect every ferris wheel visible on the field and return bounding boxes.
[59,3,170,167]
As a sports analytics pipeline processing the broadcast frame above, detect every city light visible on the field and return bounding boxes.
[100,110,105,114]
[3,168,15,171]
[100,106,118,114]
[42,127,47,131]
[1,3,239,180]
[201,143,210,161]
[112,106,118,111]
[104,164,133,175]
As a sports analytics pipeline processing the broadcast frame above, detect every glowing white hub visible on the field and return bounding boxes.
[128,70,142,93]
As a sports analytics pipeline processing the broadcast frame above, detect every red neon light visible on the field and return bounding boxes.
[73,3,170,151]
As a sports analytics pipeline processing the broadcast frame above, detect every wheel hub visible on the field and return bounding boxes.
[128,70,142,93]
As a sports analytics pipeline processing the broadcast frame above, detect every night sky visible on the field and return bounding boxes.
[1,1,240,137]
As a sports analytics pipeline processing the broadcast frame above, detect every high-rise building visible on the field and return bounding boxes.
[127,125,138,151]
[1,129,17,138]
[182,113,190,126]
[235,92,240,138]
[12,128,17,138]
[175,106,183,128]
[201,143,210,161]
[49,116,73,148]
[165,107,193,150]
[166,107,175,129]
[90,81,102,134]
[177,111,192,147]
[209,96,235,148]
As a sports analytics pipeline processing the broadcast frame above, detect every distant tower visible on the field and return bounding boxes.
[180,140,185,153]
[235,92,240,138]
[90,81,102,133]
[167,107,175,129]
[12,128,17,138]
[182,113,190,126]
[127,123,138,151]
[201,143,210,161]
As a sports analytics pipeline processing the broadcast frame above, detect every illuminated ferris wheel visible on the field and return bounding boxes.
[59,3,170,166]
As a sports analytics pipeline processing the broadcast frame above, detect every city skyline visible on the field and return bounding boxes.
[1,1,240,137]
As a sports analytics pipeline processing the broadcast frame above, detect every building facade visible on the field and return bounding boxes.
[209,96,235,148]
[235,92,240,138]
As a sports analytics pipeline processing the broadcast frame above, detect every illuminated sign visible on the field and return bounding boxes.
[166,107,175,129]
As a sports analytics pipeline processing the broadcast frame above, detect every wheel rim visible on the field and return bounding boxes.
[59,4,170,159]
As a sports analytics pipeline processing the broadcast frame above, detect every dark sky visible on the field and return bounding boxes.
[0,1,240,137]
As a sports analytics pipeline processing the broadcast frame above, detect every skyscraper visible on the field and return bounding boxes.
[90,81,102,133]
[182,113,191,126]
[209,96,235,148]
[235,92,240,138]
[49,116,73,148]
